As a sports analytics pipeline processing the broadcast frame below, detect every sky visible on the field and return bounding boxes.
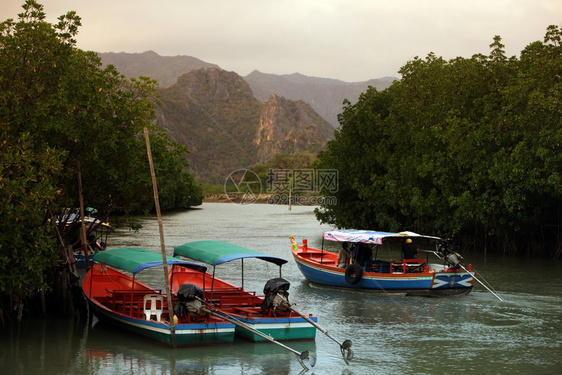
[1,0,560,82]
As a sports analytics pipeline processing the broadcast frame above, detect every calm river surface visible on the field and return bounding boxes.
[2,202,561,374]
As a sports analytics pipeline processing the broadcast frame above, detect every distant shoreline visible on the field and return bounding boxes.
[203,193,273,204]
[203,193,322,206]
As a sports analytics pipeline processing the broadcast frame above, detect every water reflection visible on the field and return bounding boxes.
[85,320,317,375]
[1,317,90,375]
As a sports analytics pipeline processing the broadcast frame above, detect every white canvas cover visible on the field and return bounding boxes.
[323,229,440,245]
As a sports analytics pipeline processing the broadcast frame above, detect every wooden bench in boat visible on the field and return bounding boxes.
[231,306,261,317]
[203,287,248,296]
[216,296,263,308]
[108,290,163,316]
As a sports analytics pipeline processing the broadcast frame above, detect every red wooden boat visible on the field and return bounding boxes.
[170,240,317,342]
[82,248,235,346]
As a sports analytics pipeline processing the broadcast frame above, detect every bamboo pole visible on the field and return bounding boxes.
[76,157,89,268]
[143,127,177,348]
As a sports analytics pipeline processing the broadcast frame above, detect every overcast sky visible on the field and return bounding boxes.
[1,0,560,82]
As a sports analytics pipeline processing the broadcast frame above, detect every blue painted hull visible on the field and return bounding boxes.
[74,253,93,268]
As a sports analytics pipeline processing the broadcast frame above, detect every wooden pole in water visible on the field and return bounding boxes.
[144,127,177,348]
[76,157,89,269]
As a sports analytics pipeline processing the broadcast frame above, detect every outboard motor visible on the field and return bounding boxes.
[261,278,291,314]
[443,251,463,268]
[174,284,208,318]
[436,239,464,269]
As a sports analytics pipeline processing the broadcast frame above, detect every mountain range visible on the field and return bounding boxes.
[98,51,396,127]
[97,51,396,183]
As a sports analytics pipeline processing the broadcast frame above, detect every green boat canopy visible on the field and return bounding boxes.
[93,248,207,275]
[173,240,288,267]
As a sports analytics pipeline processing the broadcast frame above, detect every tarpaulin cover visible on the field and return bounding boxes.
[261,278,291,313]
[176,284,204,302]
[263,277,291,295]
[173,240,287,266]
[323,229,441,245]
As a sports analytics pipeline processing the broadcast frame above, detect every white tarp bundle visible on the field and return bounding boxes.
[323,229,440,245]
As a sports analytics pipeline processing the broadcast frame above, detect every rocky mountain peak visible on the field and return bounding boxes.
[157,68,332,183]
[255,94,333,163]
[176,68,256,102]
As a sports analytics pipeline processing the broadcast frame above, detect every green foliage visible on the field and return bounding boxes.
[200,183,225,196]
[248,151,318,191]
[0,133,62,313]
[0,1,203,317]
[315,26,562,257]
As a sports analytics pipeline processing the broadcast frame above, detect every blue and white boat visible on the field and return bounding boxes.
[291,230,475,297]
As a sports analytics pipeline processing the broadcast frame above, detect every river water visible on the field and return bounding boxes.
[1,202,561,375]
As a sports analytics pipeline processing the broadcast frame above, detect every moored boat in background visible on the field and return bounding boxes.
[59,211,111,268]
[291,230,476,297]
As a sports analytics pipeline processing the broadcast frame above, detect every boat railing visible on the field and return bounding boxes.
[363,259,427,274]
[391,259,427,274]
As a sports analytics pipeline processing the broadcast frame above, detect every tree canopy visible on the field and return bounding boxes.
[0,1,202,320]
[315,25,562,258]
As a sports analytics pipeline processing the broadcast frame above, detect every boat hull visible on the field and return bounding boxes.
[83,265,235,347]
[170,265,317,341]
[293,247,474,297]
[87,298,235,346]
[229,316,317,342]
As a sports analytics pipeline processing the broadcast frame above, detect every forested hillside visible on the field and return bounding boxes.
[157,68,333,184]
[315,27,562,258]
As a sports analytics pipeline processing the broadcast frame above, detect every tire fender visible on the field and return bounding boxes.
[345,264,363,285]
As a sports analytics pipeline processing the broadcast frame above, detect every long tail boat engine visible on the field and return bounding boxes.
[436,239,464,269]
[261,278,291,315]
[174,284,209,319]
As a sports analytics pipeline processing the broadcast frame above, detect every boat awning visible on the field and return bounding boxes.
[93,248,207,275]
[323,229,442,245]
[173,240,288,267]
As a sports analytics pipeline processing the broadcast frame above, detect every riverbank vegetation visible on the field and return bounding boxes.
[0,1,202,322]
[315,26,562,259]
